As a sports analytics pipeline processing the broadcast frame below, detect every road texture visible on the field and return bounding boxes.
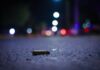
[0,35,100,70]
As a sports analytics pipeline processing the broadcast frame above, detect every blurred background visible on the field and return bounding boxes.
[0,0,100,70]
[0,0,100,37]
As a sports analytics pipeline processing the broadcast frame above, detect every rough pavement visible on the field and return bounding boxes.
[0,35,100,70]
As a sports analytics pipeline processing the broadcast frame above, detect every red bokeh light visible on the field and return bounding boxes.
[84,28,90,33]
[60,29,67,36]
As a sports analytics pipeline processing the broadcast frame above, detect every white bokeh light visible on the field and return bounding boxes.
[53,12,60,18]
[51,26,58,32]
[26,28,32,34]
[52,20,58,26]
[9,28,15,35]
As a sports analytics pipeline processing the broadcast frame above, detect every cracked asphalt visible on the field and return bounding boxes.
[0,35,100,70]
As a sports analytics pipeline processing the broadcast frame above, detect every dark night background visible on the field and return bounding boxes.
[0,0,100,70]
[0,0,100,35]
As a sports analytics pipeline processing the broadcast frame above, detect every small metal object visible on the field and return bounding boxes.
[32,50,50,56]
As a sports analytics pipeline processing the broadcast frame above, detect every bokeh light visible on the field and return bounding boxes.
[51,26,58,32]
[52,20,58,26]
[74,23,80,30]
[44,30,53,36]
[60,29,67,36]
[84,28,90,33]
[82,19,92,29]
[9,28,15,35]
[26,28,32,34]
[53,11,60,18]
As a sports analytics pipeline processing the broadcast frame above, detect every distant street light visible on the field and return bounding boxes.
[26,28,32,34]
[51,26,58,32]
[52,20,58,26]
[53,11,60,18]
[9,28,15,35]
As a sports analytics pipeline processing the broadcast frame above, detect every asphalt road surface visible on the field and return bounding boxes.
[0,35,100,70]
